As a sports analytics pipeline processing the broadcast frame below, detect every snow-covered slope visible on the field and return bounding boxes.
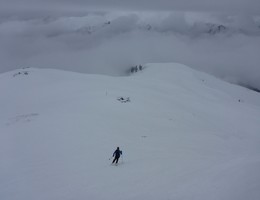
[1,63,260,200]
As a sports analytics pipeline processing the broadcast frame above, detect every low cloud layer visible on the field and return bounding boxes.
[0,12,260,89]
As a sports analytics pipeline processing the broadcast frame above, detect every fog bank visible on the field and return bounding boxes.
[0,12,260,89]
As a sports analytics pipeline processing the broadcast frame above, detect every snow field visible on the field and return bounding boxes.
[1,63,260,200]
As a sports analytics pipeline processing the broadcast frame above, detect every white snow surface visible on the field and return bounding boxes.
[1,63,260,200]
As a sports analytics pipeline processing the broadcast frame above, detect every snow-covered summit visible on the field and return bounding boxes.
[1,63,260,200]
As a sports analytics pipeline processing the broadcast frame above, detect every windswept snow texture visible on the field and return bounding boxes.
[1,63,260,200]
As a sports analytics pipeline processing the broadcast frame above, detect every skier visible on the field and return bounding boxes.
[112,147,122,164]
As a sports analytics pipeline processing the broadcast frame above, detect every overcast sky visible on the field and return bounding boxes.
[0,0,260,90]
[1,0,260,14]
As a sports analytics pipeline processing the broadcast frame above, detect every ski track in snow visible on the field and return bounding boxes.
[5,113,39,126]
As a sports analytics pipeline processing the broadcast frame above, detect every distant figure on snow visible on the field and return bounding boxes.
[112,147,122,164]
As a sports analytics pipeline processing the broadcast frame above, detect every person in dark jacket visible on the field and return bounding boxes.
[112,147,122,164]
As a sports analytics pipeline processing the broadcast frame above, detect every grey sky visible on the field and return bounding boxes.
[0,0,260,90]
[1,0,260,14]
